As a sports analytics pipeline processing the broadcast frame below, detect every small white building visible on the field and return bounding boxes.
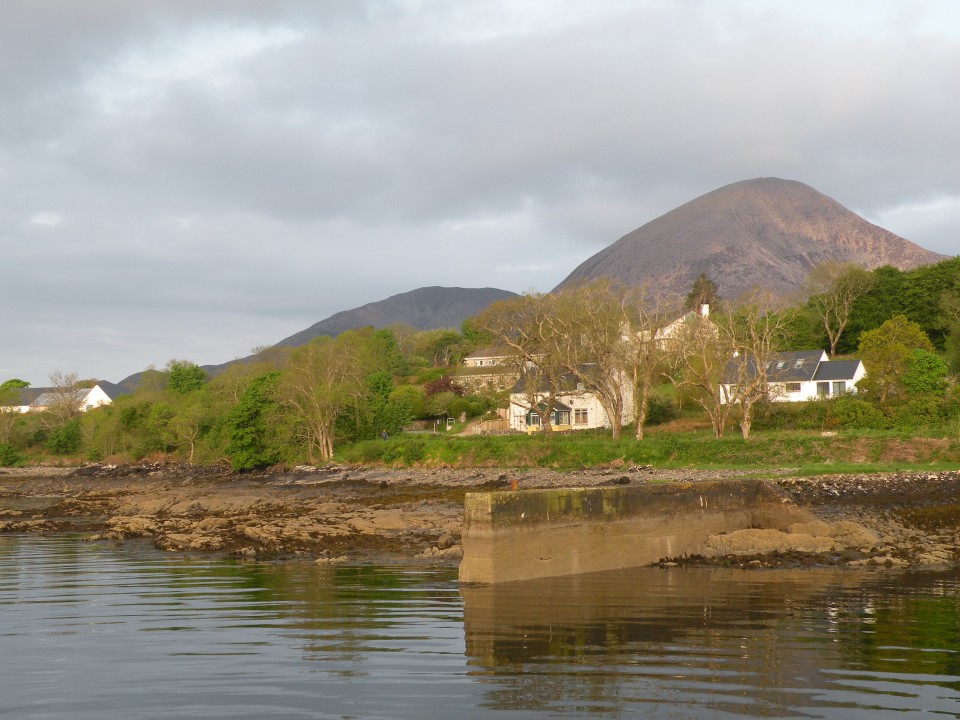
[720,350,866,404]
[508,370,634,433]
[1,383,124,414]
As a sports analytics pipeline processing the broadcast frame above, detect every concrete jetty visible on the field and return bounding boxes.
[459,480,813,584]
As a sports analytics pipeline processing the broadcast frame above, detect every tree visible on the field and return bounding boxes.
[858,315,935,401]
[43,371,84,428]
[551,281,633,440]
[902,349,950,395]
[685,273,720,312]
[475,292,570,434]
[623,286,678,440]
[279,336,367,462]
[0,379,29,390]
[721,289,793,439]
[804,261,875,356]
[225,372,282,471]
[167,359,207,394]
[666,309,735,438]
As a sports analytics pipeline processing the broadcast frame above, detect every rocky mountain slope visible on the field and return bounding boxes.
[273,286,518,348]
[556,177,947,299]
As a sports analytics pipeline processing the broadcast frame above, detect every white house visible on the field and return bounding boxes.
[507,369,634,433]
[720,350,866,404]
[1,382,125,414]
[457,347,524,393]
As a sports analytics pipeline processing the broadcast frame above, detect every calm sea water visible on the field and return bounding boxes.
[1,534,958,719]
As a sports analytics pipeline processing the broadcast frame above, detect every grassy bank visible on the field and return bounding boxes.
[338,426,960,473]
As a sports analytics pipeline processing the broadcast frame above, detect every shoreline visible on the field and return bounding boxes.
[2,462,958,570]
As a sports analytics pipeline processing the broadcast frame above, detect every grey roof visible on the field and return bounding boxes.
[723,350,863,385]
[812,359,863,382]
[30,388,88,407]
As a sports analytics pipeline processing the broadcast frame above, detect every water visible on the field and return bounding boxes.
[1,534,958,719]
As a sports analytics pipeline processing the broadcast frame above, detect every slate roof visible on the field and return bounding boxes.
[812,359,862,382]
[723,350,862,385]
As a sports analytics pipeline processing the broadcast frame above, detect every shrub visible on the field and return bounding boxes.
[828,397,887,430]
[645,395,677,426]
[0,442,20,467]
[888,397,943,429]
[45,420,82,454]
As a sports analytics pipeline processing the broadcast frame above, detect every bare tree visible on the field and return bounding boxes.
[721,289,793,439]
[475,292,569,433]
[623,287,679,440]
[804,261,874,356]
[666,311,734,438]
[547,281,629,439]
[43,371,84,428]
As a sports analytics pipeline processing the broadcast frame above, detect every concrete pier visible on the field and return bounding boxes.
[459,480,813,584]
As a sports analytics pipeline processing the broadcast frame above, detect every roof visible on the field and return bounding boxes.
[812,359,863,382]
[511,369,589,394]
[464,347,512,360]
[30,388,89,408]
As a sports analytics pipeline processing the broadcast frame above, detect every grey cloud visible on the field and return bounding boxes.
[3,1,960,383]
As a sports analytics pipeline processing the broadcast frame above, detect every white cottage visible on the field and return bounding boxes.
[1,382,124,413]
[720,350,866,404]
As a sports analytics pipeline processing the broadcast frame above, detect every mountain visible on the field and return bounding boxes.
[117,286,518,389]
[273,286,518,348]
[556,178,947,299]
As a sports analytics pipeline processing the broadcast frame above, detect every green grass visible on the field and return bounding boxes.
[336,425,960,472]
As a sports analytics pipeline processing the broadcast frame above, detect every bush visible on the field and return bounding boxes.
[0,442,20,467]
[828,397,887,430]
[645,395,677,426]
[888,397,943,429]
[45,420,82,455]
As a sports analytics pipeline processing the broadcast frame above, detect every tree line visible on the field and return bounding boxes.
[2,256,959,468]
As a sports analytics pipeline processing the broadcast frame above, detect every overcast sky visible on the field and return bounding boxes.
[3,1,959,385]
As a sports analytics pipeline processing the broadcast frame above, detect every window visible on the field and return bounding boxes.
[817,382,830,397]
[526,412,541,426]
[776,361,785,369]
[574,409,589,425]
[794,359,804,369]
[785,383,801,393]
[832,381,846,395]
[555,410,571,426]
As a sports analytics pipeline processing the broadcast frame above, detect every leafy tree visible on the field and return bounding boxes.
[389,385,426,418]
[858,315,935,401]
[279,336,367,462]
[0,379,29,390]
[167,359,207,394]
[902,349,950,395]
[685,273,720,312]
[226,372,282,470]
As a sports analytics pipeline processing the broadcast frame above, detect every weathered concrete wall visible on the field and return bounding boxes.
[459,480,814,584]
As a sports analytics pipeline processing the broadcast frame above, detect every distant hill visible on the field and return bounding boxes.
[556,177,947,299]
[117,286,518,389]
[273,286,518,348]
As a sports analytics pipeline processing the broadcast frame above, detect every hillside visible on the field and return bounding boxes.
[116,286,517,388]
[556,178,947,299]
[273,286,518,348]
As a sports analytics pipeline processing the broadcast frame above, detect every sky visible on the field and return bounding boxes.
[3,0,960,386]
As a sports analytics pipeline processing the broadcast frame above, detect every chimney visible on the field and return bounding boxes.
[700,303,710,318]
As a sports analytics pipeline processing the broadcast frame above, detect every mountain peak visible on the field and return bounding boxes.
[556,178,946,299]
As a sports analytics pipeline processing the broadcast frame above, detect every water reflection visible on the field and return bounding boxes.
[461,567,960,717]
[1,534,957,719]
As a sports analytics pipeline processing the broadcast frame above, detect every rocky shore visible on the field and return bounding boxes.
[1,462,958,569]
